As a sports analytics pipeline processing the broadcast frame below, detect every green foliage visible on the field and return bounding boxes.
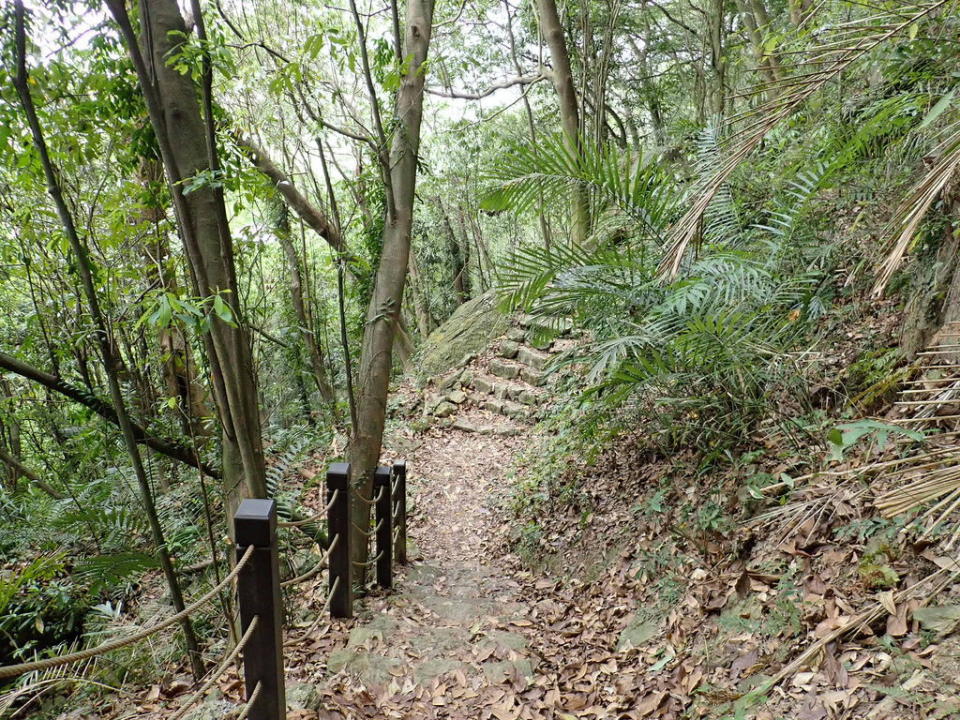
[826,420,924,461]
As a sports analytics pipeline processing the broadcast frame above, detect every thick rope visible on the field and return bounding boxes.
[0,546,255,680]
[234,680,262,720]
[350,518,384,538]
[280,535,337,588]
[351,550,384,568]
[353,485,384,506]
[168,615,260,720]
[277,489,339,528]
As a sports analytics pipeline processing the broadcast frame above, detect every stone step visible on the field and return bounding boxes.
[517,346,550,370]
[467,374,541,405]
[498,339,521,359]
[488,358,523,380]
[479,397,533,420]
[451,418,521,436]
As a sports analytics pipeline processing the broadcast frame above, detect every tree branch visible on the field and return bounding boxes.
[0,447,64,499]
[0,350,219,478]
[234,134,354,260]
[426,71,548,100]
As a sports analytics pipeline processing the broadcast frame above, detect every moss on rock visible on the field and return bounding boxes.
[415,290,509,383]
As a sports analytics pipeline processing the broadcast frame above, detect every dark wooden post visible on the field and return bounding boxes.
[234,499,285,720]
[374,465,392,588]
[327,462,352,618]
[392,459,407,564]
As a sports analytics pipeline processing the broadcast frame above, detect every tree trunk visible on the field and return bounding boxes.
[406,246,434,336]
[535,0,590,242]
[272,199,338,412]
[13,1,203,677]
[107,0,267,518]
[0,351,218,477]
[349,0,436,580]
[707,0,727,119]
[137,157,211,443]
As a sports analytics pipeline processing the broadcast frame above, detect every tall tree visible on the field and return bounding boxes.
[11,0,203,678]
[536,0,591,242]
[349,0,437,574]
[105,0,268,516]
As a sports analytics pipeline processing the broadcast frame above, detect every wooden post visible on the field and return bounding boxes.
[327,462,353,618]
[234,499,285,720]
[392,460,407,564]
[374,465,392,588]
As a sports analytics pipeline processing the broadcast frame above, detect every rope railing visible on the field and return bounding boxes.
[169,615,260,720]
[351,517,384,537]
[0,545,256,680]
[1,460,409,720]
[352,549,385,568]
[353,485,385,506]
[280,534,338,588]
[234,680,262,720]
[277,488,340,528]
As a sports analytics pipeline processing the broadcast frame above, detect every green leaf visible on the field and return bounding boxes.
[918,89,956,130]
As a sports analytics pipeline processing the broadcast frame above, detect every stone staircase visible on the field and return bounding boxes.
[421,315,578,434]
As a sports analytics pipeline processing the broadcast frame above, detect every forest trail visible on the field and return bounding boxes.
[303,408,546,718]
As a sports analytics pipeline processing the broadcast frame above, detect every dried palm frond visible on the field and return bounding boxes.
[659,0,956,279]
[873,130,960,296]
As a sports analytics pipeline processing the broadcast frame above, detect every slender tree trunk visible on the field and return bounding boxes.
[137,158,211,442]
[12,2,203,678]
[271,199,338,412]
[707,0,727,120]
[441,203,470,306]
[406,247,434,335]
[349,0,436,579]
[535,0,590,242]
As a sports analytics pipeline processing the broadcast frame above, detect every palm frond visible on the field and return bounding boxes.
[483,133,680,243]
[873,128,960,295]
[659,0,955,279]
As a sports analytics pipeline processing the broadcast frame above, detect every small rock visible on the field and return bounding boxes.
[452,419,479,433]
[519,367,544,386]
[448,389,467,404]
[506,327,526,342]
[471,376,494,394]
[433,401,457,418]
[517,389,538,405]
[183,698,236,720]
[502,401,529,419]
[287,682,321,711]
[914,605,960,635]
[617,618,657,652]
[482,399,504,414]
[493,383,509,400]
[438,369,463,390]
[518,346,550,370]
[499,340,520,359]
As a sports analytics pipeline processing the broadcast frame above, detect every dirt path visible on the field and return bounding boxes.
[299,409,544,719]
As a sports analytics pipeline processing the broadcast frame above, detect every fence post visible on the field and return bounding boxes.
[327,462,353,618]
[374,465,392,588]
[392,459,407,565]
[234,499,285,720]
